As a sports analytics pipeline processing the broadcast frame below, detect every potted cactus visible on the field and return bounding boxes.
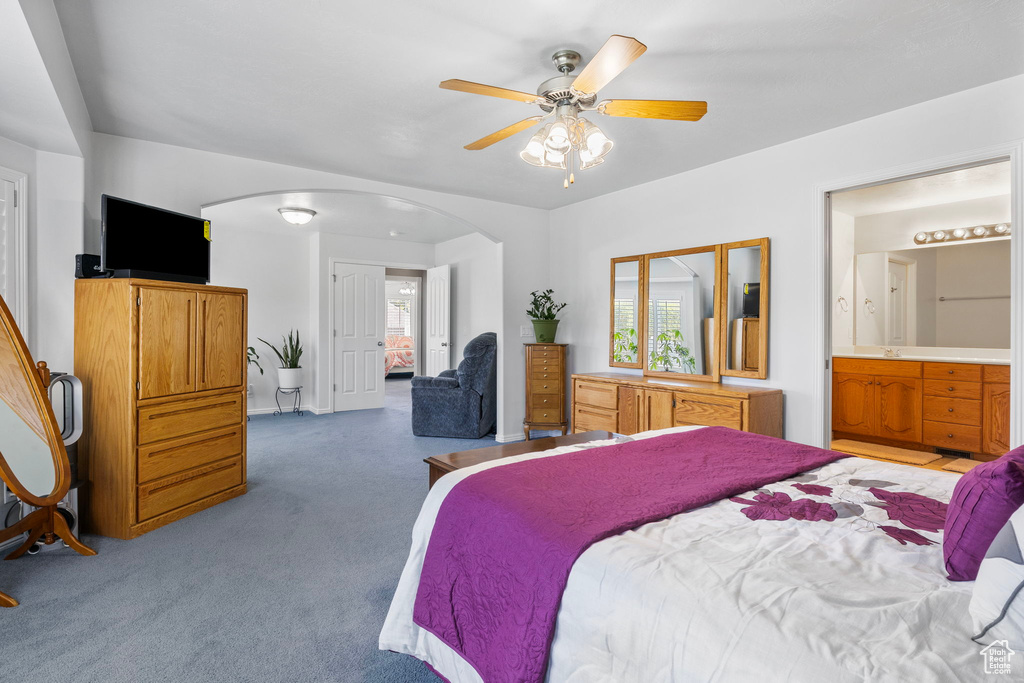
[526,289,567,343]
[259,330,303,389]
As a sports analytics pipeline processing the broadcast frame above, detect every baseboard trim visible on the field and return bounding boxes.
[495,432,525,443]
[247,405,318,416]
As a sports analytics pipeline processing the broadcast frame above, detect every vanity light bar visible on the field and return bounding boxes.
[914,223,1010,245]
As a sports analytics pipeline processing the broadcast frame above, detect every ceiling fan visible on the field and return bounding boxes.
[440,35,707,187]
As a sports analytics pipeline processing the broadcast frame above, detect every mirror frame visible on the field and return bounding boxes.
[643,244,722,383]
[718,237,770,380]
[0,295,71,507]
[608,256,645,369]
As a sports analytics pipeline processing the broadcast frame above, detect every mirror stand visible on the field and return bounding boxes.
[0,590,16,607]
[0,503,96,560]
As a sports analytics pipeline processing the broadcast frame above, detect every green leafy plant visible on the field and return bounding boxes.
[526,289,567,320]
[258,330,303,369]
[247,346,264,375]
[649,329,697,373]
[612,327,638,363]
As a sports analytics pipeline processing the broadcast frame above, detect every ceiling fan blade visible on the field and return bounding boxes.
[464,116,544,150]
[571,35,647,95]
[440,79,542,104]
[598,99,708,121]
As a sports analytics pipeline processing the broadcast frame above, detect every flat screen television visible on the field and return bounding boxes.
[101,195,210,284]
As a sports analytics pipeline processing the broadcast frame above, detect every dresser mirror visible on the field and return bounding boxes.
[609,238,770,382]
[644,245,721,381]
[0,294,95,608]
[609,257,643,368]
[720,238,770,379]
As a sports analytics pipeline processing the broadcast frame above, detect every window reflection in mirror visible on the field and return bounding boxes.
[725,244,763,373]
[611,259,641,366]
[646,250,716,376]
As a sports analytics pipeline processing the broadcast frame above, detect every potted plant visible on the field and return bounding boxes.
[648,329,697,373]
[247,346,263,376]
[526,289,567,343]
[612,327,638,363]
[258,330,303,389]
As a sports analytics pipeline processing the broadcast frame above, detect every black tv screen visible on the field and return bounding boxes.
[101,195,210,284]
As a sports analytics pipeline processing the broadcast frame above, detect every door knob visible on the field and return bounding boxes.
[377,341,384,346]
[441,342,449,347]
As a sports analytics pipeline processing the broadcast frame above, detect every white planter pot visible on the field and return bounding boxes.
[277,367,302,390]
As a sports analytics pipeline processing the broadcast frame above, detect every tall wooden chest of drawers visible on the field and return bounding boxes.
[75,278,248,539]
[524,343,568,440]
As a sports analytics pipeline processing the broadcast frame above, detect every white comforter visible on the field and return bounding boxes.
[380,427,986,682]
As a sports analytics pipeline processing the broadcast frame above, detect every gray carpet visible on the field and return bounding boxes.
[0,378,496,682]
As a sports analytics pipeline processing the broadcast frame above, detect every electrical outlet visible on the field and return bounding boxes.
[247,384,255,395]
[520,325,533,338]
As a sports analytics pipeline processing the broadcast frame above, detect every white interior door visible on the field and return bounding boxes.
[886,260,907,345]
[0,179,14,312]
[333,263,385,411]
[425,264,451,377]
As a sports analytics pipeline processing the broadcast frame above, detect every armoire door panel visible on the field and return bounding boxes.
[138,288,196,399]
[983,383,1011,456]
[876,376,922,443]
[831,373,875,436]
[197,293,244,392]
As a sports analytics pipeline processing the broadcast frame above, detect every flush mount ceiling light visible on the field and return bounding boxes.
[913,223,1011,245]
[439,35,707,188]
[278,207,316,226]
[398,282,416,296]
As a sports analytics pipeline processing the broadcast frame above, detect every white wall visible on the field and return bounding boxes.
[854,252,886,346]
[831,210,855,347]
[549,74,1024,447]
[434,233,501,363]
[854,194,1010,253]
[208,226,312,413]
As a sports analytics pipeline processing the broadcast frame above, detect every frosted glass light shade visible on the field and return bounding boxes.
[278,208,316,225]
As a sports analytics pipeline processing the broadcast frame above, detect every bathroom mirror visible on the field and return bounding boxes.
[720,238,770,379]
[851,239,1010,349]
[609,257,644,368]
[0,294,95,607]
[644,245,721,381]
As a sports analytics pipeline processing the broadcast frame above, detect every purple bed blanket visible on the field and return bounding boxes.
[413,427,847,683]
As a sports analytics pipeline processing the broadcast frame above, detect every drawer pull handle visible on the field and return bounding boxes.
[948,408,954,412]
[147,431,237,458]
[949,370,954,374]
[145,462,237,494]
[542,385,548,389]
[948,387,954,392]
[148,400,237,419]
[947,433,954,438]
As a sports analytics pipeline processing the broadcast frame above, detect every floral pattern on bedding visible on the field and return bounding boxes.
[729,470,950,547]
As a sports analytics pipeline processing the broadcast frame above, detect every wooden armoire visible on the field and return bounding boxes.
[74,278,248,539]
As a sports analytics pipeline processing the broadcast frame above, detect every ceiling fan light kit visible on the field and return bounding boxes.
[278,207,316,225]
[441,35,707,188]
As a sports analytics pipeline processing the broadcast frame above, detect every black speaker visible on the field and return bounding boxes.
[75,253,104,278]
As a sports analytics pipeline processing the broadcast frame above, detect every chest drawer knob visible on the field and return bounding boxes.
[948,369,954,374]
[948,407,954,412]
[947,433,954,438]
[948,387,954,392]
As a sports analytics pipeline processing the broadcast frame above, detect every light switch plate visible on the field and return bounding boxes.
[520,325,533,338]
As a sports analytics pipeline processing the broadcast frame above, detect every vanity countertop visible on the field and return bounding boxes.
[833,353,1009,365]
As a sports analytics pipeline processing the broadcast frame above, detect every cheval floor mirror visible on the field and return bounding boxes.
[0,294,95,607]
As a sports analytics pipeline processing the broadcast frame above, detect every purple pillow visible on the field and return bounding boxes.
[943,447,1024,581]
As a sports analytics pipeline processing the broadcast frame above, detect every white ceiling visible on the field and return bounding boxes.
[54,0,1024,209]
[831,161,1011,217]
[0,2,80,155]
[201,190,476,244]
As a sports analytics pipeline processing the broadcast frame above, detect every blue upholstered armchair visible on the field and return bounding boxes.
[411,332,497,438]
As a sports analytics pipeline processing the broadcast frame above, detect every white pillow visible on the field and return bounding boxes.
[970,503,1024,650]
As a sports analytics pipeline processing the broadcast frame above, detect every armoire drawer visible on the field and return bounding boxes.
[138,392,244,445]
[529,406,563,423]
[137,425,243,483]
[532,379,561,394]
[137,457,243,522]
[529,346,562,359]
[674,394,742,430]
[532,369,562,382]
[923,420,982,452]
[573,405,618,433]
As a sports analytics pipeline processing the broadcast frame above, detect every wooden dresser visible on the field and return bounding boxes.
[572,372,783,437]
[75,278,248,539]
[832,357,1010,460]
[523,343,568,440]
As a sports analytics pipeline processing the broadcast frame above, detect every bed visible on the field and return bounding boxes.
[385,334,415,376]
[380,426,988,682]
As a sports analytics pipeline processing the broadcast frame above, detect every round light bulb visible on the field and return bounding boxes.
[583,121,613,159]
[519,127,550,167]
[544,121,570,154]
[952,228,967,239]
[973,226,987,237]
[994,223,1009,234]
[914,232,928,243]
[932,230,947,241]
